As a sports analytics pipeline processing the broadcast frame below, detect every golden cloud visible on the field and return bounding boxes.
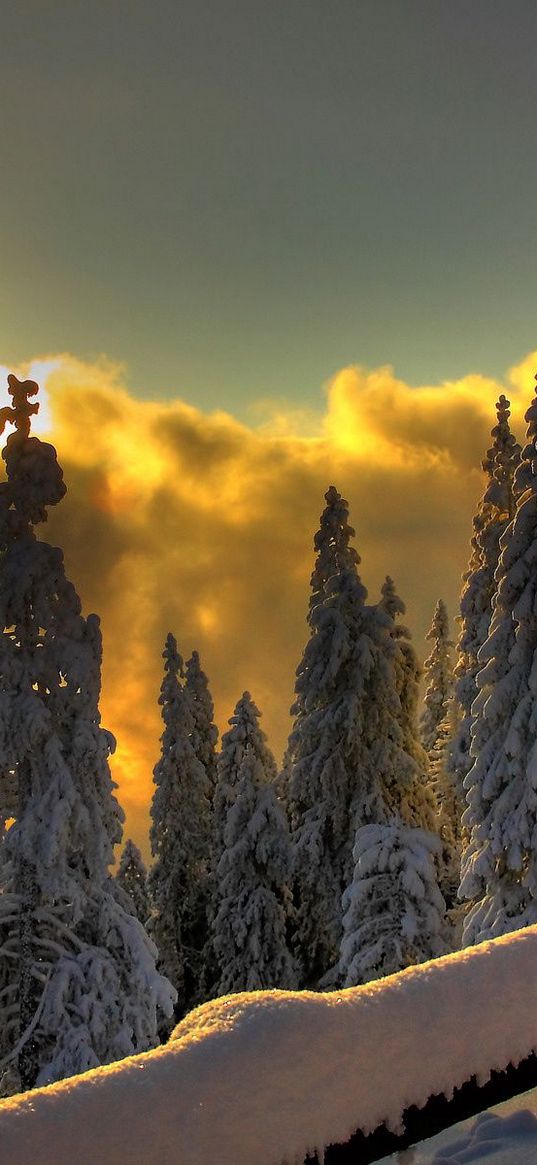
[4,351,535,860]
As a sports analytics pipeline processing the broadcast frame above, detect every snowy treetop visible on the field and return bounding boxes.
[0,376,39,441]
[484,394,522,514]
[0,377,65,539]
[309,485,359,609]
[515,375,537,498]
[379,575,405,622]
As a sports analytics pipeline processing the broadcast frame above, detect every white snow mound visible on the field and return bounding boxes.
[2,926,537,1165]
[431,1109,537,1164]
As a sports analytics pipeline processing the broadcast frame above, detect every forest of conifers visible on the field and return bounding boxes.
[0,373,535,1098]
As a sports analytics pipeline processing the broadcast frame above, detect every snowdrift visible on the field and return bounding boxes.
[2,927,537,1165]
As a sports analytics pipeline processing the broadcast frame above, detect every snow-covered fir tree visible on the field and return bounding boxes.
[337,823,447,986]
[116,839,151,925]
[287,494,446,986]
[212,690,277,869]
[211,701,296,994]
[420,600,454,754]
[288,551,377,983]
[148,634,212,1016]
[0,376,175,1094]
[447,396,521,801]
[185,650,218,801]
[460,377,537,944]
[378,578,458,911]
[277,486,360,818]
[428,700,463,912]
[378,577,436,833]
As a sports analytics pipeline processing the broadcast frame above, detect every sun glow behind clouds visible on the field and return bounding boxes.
[10,347,536,859]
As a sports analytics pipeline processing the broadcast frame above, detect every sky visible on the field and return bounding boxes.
[2,2,537,415]
[2,3,537,855]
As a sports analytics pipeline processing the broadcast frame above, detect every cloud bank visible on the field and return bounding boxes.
[3,351,534,858]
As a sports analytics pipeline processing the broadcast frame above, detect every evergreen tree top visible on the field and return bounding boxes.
[421,600,454,754]
[185,650,216,724]
[158,633,186,720]
[482,395,509,476]
[185,649,219,769]
[0,376,65,540]
[227,690,261,730]
[380,576,406,621]
[186,649,202,676]
[484,394,522,514]
[0,375,40,440]
[119,838,145,870]
[218,691,276,784]
[163,632,181,672]
[514,375,537,498]
[426,599,452,644]
[309,485,359,609]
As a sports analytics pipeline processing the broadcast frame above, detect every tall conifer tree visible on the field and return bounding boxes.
[211,697,296,994]
[379,577,436,833]
[0,377,174,1094]
[116,839,151,925]
[148,634,211,1016]
[287,517,377,984]
[278,486,360,815]
[460,377,537,943]
[287,491,446,986]
[185,651,218,801]
[448,396,521,800]
[212,691,277,869]
[420,600,454,754]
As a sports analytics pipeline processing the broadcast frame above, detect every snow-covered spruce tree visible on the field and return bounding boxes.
[447,396,521,802]
[212,690,277,870]
[288,559,378,984]
[211,709,296,994]
[277,485,360,819]
[0,376,175,1094]
[116,839,151,925]
[287,498,446,986]
[205,691,278,992]
[380,577,459,913]
[379,577,436,832]
[420,600,454,754]
[148,634,212,1016]
[185,650,218,801]
[460,377,537,944]
[428,701,463,913]
[337,823,446,986]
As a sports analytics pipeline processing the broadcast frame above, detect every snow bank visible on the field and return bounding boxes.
[430,1109,537,1164]
[2,927,537,1165]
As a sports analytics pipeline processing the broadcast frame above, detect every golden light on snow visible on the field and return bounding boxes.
[15,347,535,857]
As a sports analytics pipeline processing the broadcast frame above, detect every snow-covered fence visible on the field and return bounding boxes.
[2,927,537,1165]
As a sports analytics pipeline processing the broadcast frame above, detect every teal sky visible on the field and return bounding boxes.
[2,1,537,418]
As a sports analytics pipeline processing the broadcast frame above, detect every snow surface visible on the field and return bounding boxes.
[430,1110,537,1164]
[2,926,537,1165]
[379,1096,537,1165]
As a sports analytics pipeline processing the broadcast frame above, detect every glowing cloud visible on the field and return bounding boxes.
[6,350,534,858]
